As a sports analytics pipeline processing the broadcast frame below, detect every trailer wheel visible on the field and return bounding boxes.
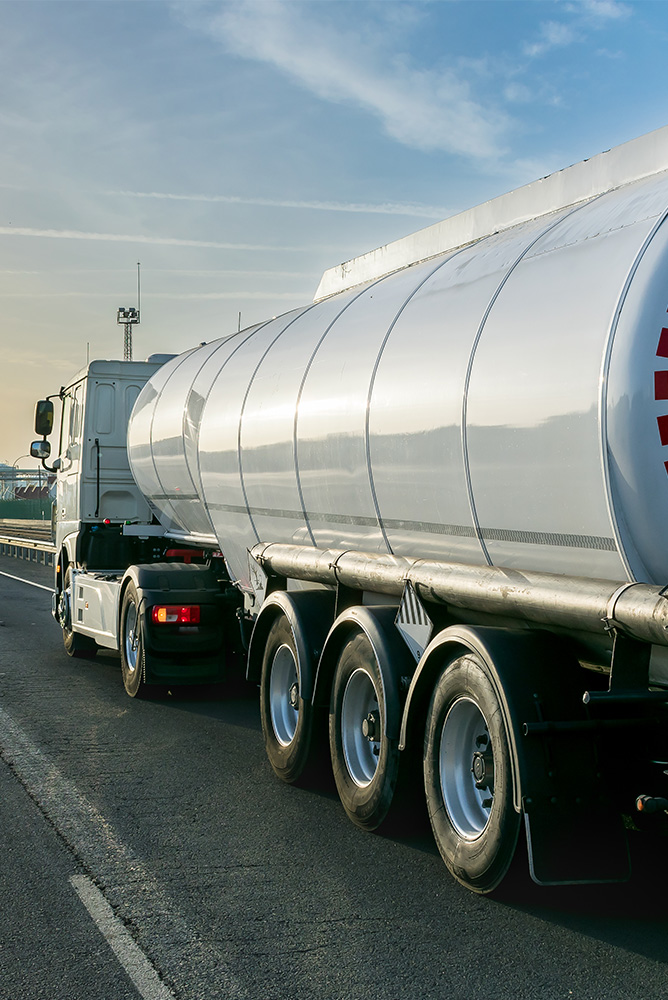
[424,653,520,893]
[120,583,146,698]
[260,616,318,783]
[59,566,97,659]
[329,630,400,831]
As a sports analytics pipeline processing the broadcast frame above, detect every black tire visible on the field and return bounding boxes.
[59,566,97,659]
[259,616,319,784]
[119,582,147,698]
[329,631,401,832]
[424,653,521,894]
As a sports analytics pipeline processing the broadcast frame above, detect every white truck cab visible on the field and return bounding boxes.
[53,359,161,542]
[31,357,238,695]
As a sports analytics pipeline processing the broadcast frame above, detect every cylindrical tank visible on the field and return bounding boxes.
[128,167,668,592]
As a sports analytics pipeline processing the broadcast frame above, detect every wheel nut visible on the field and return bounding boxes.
[362,713,378,741]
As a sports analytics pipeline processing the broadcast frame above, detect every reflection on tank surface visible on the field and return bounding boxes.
[128,165,668,591]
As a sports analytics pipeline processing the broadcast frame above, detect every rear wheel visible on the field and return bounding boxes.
[260,617,318,783]
[424,653,520,893]
[120,583,146,697]
[329,631,400,831]
[59,566,97,659]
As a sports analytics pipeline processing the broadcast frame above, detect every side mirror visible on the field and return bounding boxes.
[34,399,54,437]
[30,440,51,460]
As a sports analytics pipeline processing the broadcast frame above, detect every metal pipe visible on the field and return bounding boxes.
[251,542,668,648]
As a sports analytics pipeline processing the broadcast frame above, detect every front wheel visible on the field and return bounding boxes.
[59,566,97,659]
[329,631,401,831]
[119,583,147,697]
[424,653,520,893]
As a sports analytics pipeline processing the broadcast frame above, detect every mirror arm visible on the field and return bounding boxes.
[38,442,59,473]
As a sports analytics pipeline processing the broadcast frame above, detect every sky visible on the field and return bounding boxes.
[2,0,668,467]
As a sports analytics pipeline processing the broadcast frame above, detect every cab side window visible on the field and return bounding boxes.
[60,385,82,466]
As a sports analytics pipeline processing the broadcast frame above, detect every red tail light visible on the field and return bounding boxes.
[151,605,201,624]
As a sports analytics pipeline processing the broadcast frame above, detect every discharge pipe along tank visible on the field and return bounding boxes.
[128,128,668,606]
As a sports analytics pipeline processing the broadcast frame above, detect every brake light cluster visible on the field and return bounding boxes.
[151,605,201,624]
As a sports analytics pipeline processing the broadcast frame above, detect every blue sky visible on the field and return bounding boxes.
[2,0,668,464]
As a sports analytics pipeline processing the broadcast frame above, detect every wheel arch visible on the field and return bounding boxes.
[400,625,583,814]
[247,589,335,700]
[57,533,79,589]
[117,570,141,642]
[314,605,413,741]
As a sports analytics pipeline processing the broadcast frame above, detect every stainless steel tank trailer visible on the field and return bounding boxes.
[32,125,668,893]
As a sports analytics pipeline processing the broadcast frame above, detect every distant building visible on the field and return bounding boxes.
[0,465,55,501]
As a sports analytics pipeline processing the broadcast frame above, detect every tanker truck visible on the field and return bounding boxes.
[32,125,668,893]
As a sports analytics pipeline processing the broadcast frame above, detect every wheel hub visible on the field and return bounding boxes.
[362,712,378,741]
[471,750,494,790]
[289,682,299,710]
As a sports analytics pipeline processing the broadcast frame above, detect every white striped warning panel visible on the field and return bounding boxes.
[395,580,433,662]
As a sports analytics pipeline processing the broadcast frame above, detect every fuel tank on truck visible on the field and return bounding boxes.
[127,125,668,594]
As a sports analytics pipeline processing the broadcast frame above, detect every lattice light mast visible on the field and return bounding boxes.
[117,306,139,360]
[117,263,141,361]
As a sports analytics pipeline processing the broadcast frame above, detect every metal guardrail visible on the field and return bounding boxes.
[0,538,55,566]
[0,522,55,567]
[0,518,52,540]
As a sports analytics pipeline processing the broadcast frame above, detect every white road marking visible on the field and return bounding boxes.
[70,874,176,1000]
[0,569,52,591]
[0,703,249,998]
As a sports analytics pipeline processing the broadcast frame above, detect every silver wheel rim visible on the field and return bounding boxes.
[124,600,139,673]
[341,667,381,788]
[269,643,299,747]
[440,697,493,840]
[59,579,72,631]
[59,584,72,632]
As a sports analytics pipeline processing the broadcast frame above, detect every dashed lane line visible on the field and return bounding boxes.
[0,702,249,999]
[70,875,177,1000]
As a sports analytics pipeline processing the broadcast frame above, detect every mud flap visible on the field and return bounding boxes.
[407,626,638,887]
[524,802,630,885]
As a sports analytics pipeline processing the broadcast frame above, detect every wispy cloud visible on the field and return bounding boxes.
[0,289,306,301]
[107,189,449,220]
[0,226,305,251]
[2,350,75,370]
[568,0,631,21]
[148,291,305,301]
[2,266,310,278]
[523,21,577,58]
[156,268,310,279]
[192,1,510,162]
[524,0,631,57]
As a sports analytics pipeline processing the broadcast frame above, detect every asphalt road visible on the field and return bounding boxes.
[1,555,668,1000]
